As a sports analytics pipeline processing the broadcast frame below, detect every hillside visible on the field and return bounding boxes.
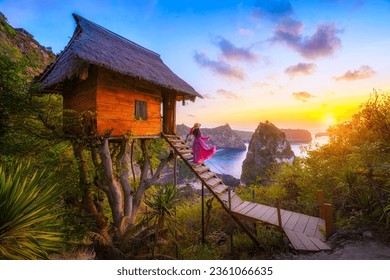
[235,128,312,143]
[0,12,55,77]
[177,123,246,150]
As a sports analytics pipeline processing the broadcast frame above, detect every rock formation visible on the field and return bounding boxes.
[0,12,55,77]
[280,129,312,143]
[177,123,246,150]
[241,121,295,185]
[234,128,312,144]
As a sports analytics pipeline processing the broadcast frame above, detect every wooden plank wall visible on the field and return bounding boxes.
[62,67,98,135]
[96,68,162,137]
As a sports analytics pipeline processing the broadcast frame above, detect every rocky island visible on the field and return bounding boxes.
[176,123,246,150]
[241,121,295,185]
[235,128,312,143]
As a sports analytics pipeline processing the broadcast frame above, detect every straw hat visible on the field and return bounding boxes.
[193,123,201,129]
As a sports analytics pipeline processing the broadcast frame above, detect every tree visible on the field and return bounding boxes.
[289,92,390,228]
[71,133,175,258]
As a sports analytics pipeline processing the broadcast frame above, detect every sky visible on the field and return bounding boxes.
[1,0,390,133]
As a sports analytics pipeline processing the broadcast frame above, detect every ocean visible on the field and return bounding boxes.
[205,136,329,179]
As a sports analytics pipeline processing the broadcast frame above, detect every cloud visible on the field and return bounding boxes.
[252,0,294,20]
[202,93,215,99]
[334,65,376,81]
[273,18,342,59]
[292,91,316,102]
[217,89,239,99]
[213,36,257,62]
[193,51,245,80]
[285,62,317,77]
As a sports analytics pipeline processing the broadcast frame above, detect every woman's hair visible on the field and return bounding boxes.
[193,128,200,137]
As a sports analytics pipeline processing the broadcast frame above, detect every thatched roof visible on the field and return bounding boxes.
[37,14,202,100]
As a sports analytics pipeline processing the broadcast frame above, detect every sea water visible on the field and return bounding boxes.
[205,136,329,179]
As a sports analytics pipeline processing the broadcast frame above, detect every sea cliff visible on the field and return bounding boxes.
[176,123,246,150]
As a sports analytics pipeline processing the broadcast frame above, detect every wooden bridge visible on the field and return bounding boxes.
[162,133,331,252]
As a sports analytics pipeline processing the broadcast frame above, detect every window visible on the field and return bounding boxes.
[135,100,147,120]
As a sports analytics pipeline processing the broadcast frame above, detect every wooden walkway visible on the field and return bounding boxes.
[162,133,331,252]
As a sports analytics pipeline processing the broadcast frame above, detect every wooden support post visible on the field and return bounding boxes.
[172,154,179,257]
[252,189,257,236]
[201,183,205,244]
[228,186,233,253]
[173,153,177,187]
[318,190,325,219]
[276,199,282,228]
[324,203,333,238]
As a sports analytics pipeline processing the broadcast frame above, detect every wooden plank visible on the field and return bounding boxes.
[226,195,243,209]
[267,209,286,226]
[200,171,217,181]
[232,201,251,212]
[212,184,227,194]
[206,177,222,188]
[179,149,193,154]
[245,204,267,219]
[194,165,209,173]
[303,216,320,238]
[231,201,245,212]
[295,231,320,251]
[182,154,193,160]
[314,219,326,240]
[257,206,277,222]
[283,212,301,231]
[248,204,272,220]
[281,210,293,227]
[237,202,258,215]
[309,236,331,250]
[283,229,307,251]
[293,214,310,234]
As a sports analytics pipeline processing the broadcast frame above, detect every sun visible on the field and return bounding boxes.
[326,117,334,125]
[323,112,336,127]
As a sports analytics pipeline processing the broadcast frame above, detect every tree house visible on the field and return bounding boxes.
[36,14,201,137]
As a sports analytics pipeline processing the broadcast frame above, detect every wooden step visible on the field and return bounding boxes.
[212,183,228,194]
[178,149,192,155]
[173,144,189,149]
[283,228,330,251]
[165,134,181,139]
[170,139,185,144]
[200,171,216,181]
[194,165,209,173]
[182,154,193,160]
[205,177,222,188]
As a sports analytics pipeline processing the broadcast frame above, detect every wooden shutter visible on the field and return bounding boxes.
[135,100,147,120]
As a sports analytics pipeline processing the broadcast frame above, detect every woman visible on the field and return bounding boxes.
[189,123,216,164]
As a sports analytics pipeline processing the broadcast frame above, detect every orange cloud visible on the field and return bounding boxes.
[334,65,376,81]
[285,62,316,77]
[292,91,316,102]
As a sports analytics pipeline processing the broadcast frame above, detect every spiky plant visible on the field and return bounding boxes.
[0,160,64,259]
[144,184,181,258]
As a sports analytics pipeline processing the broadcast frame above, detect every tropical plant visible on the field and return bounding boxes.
[143,183,181,258]
[0,160,64,259]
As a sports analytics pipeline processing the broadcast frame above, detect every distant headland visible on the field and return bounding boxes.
[234,128,313,144]
[178,123,314,146]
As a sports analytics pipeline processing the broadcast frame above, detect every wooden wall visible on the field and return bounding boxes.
[96,68,162,137]
[62,67,98,135]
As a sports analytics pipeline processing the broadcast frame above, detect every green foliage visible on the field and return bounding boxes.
[0,160,65,259]
[264,92,390,232]
[181,243,222,260]
[0,53,65,157]
[0,17,16,36]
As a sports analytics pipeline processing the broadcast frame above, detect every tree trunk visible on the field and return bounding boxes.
[97,137,124,229]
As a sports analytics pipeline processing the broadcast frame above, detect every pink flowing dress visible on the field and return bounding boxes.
[190,128,217,164]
